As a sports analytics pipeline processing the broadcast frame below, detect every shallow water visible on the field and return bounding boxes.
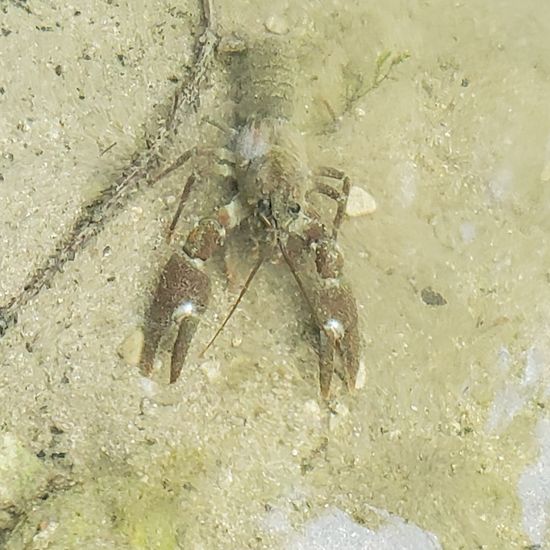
[1,0,549,548]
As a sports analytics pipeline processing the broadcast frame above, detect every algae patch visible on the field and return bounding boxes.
[0,432,51,535]
[4,444,213,549]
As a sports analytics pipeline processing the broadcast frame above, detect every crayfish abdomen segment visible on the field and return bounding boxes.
[229,36,297,123]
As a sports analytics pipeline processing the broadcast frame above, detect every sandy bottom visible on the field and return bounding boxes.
[1,0,550,548]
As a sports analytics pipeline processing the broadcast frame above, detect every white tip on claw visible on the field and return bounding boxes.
[355,359,367,390]
[173,300,197,321]
[323,318,345,341]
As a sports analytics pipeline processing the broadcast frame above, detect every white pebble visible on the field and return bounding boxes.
[232,336,243,348]
[202,359,221,382]
[303,399,321,418]
[354,359,367,390]
[264,14,289,35]
[540,163,550,182]
[487,167,513,202]
[335,402,349,417]
[138,377,158,397]
[117,328,144,366]
[459,221,476,244]
[346,186,377,217]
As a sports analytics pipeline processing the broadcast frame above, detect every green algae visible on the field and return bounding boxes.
[5,445,212,549]
[0,433,51,537]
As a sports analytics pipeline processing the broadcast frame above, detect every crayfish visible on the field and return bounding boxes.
[139,33,361,399]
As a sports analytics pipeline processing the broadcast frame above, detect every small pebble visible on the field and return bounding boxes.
[459,221,476,244]
[117,328,144,366]
[346,186,377,217]
[354,360,367,390]
[138,377,157,397]
[202,359,221,382]
[420,287,447,307]
[303,399,321,420]
[232,336,242,348]
[264,14,289,35]
[218,34,246,54]
[540,163,550,182]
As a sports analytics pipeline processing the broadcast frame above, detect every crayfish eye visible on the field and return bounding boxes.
[256,198,272,216]
[287,203,301,216]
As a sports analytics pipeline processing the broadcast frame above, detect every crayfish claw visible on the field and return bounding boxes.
[315,283,360,398]
[170,316,200,383]
[139,253,210,379]
[319,330,336,399]
[339,316,361,393]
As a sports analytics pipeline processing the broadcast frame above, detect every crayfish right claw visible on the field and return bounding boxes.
[170,315,200,383]
[316,283,360,399]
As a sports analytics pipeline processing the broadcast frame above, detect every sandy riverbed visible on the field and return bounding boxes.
[1,0,549,548]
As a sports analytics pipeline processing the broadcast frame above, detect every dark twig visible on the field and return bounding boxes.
[0,0,220,338]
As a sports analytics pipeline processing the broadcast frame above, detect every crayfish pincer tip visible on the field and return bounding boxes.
[323,318,345,341]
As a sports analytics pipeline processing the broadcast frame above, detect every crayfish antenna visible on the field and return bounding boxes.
[200,255,264,356]
[277,239,319,325]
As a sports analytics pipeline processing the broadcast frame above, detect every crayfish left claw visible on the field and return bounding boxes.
[139,253,210,380]
[140,216,224,382]
[316,283,360,399]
